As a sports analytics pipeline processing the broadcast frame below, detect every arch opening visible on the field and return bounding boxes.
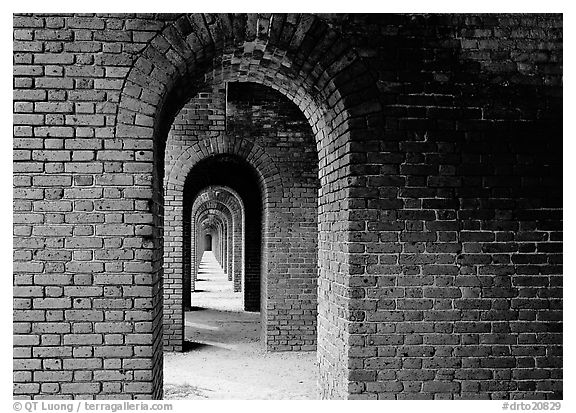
[189,187,244,295]
[116,13,381,398]
[160,78,322,399]
[184,154,263,313]
[204,234,212,251]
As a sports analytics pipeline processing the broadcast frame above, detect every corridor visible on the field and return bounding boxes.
[163,252,318,399]
[13,13,564,400]
[193,251,243,312]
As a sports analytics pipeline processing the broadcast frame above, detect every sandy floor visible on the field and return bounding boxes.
[163,252,318,400]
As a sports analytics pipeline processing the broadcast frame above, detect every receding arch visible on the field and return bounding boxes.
[190,187,244,294]
[197,210,228,269]
[165,138,280,305]
[163,136,280,350]
[193,202,234,285]
[184,154,264,318]
[191,186,245,285]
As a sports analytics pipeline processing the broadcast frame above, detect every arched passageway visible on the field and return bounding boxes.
[118,13,378,398]
[12,13,563,400]
[182,154,264,312]
[190,186,245,292]
[195,207,230,283]
[191,195,239,290]
[162,77,322,397]
[163,77,323,355]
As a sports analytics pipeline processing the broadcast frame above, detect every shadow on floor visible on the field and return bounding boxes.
[183,340,213,352]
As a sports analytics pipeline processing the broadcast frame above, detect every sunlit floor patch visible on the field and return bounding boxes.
[163,252,317,399]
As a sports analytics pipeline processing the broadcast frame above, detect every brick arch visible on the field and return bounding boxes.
[115,13,383,399]
[193,200,234,283]
[116,14,381,157]
[199,218,222,260]
[194,202,233,280]
[199,214,224,251]
[184,153,266,305]
[166,135,282,203]
[197,214,226,278]
[196,208,229,273]
[163,139,278,349]
[197,207,229,260]
[190,186,245,294]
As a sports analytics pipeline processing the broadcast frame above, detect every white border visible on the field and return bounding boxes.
[3,3,572,412]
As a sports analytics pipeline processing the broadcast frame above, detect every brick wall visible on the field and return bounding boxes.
[336,14,563,399]
[13,13,562,399]
[13,13,177,399]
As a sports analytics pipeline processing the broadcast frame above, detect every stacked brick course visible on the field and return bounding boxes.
[13,13,561,399]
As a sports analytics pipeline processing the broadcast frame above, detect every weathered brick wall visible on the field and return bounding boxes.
[13,13,561,400]
[332,14,563,399]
